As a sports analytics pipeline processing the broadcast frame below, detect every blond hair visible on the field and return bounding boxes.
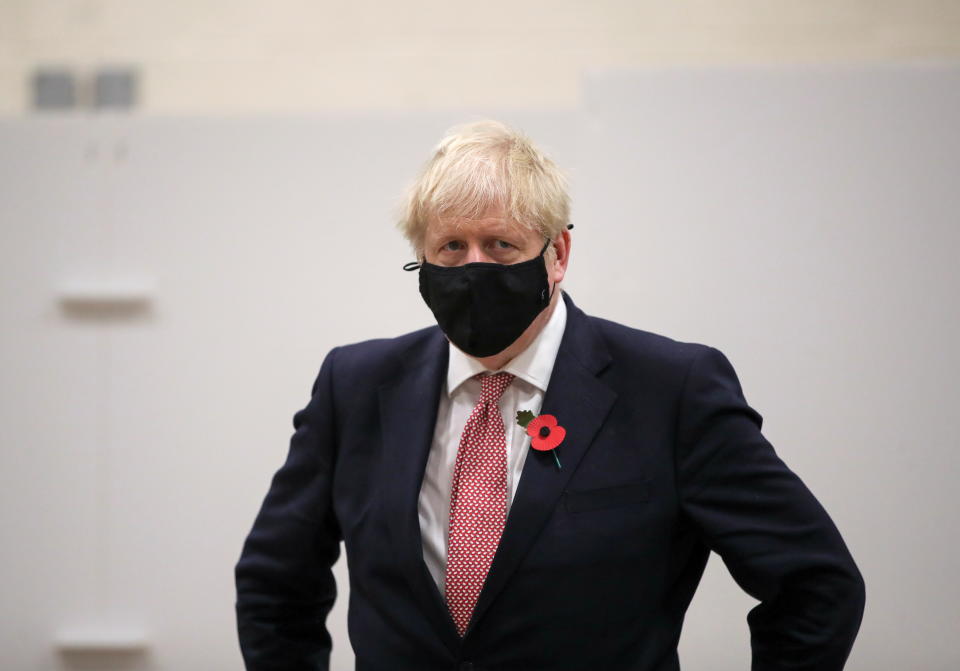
[397,120,570,259]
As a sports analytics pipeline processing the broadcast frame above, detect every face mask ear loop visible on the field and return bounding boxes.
[543,223,573,299]
[539,236,557,302]
[403,261,421,271]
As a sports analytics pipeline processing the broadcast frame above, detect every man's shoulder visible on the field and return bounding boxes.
[336,323,441,354]
[572,302,748,401]
[324,324,444,381]
[581,310,712,374]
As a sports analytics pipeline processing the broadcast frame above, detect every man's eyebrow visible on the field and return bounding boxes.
[432,220,526,238]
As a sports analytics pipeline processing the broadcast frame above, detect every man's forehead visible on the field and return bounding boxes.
[427,214,530,238]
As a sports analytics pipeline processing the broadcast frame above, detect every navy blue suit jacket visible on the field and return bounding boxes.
[235,293,865,670]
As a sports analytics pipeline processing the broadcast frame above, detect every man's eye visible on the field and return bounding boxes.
[441,241,463,252]
[494,240,514,249]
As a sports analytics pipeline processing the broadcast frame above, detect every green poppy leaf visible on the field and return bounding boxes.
[516,409,536,428]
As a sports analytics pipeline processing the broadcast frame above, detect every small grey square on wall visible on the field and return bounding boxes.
[94,68,138,108]
[32,68,76,109]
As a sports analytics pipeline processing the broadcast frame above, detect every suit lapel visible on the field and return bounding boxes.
[466,294,617,635]
[377,296,616,645]
[378,329,461,651]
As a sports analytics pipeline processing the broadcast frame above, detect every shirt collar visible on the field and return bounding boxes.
[446,290,568,396]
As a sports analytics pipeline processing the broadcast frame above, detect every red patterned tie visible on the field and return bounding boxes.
[445,371,514,637]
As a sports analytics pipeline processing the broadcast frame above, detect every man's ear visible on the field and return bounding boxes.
[550,229,572,284]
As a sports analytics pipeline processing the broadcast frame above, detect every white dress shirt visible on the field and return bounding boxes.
[417,293,568,595]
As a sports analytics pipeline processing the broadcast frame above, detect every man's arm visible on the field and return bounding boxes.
[235,348,343,671]
[676,345,865,671]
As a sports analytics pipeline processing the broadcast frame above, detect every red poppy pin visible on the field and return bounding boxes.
[516,410,566,470]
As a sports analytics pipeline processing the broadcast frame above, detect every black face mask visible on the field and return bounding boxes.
[403,238,554,358]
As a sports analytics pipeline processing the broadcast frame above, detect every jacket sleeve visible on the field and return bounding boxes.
[235,347,343,671]
[675,345,865,670]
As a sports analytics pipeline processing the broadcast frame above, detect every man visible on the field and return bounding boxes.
[235,120,865,670]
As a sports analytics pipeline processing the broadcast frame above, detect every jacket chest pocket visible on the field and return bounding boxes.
[563,480,650,513]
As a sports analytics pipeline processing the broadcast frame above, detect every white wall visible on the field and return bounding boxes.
[1,65,958,670]
[2,1,960,114]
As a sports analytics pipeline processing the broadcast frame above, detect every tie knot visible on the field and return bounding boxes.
[476,372,514,403]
